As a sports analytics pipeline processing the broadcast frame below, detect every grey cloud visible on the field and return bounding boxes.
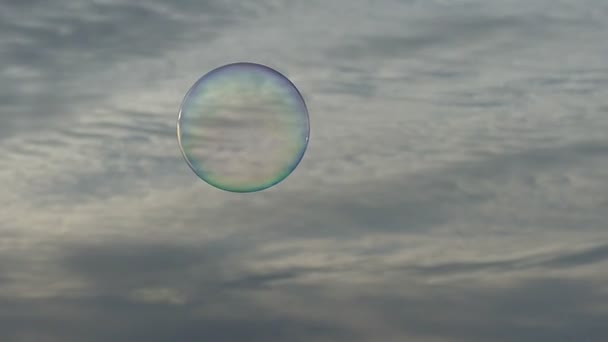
[452,140,608,180]
[0,296,352,342]
[33,154,182,202]
[403,243,608,276]
[220,269,303,289]
[360,278,608,342]
[55,129,110,142]
[3,247,608,342]
[317,4,608,106]
[252,139,608,239]
[0,0,233,141]
[64,242,211,276]
[5,105,182,202]
[59,238,332,295]
[541,244,608,269]
[11,233,608,342]
[93,111,177,141]
[60,241,233,292]
[317,80,377,98]
[41,240,356,341]
[2,0,608,341]
[327,14,540,61]
[0,1,226,65]
[63,243,311,285]
[406,258,525,275]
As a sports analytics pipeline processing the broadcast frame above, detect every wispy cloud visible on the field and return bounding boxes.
[1,0,607,340]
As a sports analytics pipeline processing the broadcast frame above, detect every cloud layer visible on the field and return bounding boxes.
[1,0,608,341]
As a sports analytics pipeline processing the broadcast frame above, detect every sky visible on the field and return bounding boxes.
[1,0,607,341]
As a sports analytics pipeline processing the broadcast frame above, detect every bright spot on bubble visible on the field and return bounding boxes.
[177,62,310,193]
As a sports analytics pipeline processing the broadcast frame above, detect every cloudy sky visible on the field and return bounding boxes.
[1,0,608,341]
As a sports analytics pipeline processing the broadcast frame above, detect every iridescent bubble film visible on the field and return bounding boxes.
[177,62,310,193]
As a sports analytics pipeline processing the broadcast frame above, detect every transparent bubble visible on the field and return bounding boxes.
[177,62,310,193]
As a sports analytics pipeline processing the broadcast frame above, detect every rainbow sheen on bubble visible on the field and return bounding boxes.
[177,62,310,193]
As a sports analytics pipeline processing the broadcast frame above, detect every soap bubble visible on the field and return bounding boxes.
[177,62,310,193]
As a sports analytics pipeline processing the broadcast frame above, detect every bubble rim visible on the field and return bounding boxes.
[177,62,310,193]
